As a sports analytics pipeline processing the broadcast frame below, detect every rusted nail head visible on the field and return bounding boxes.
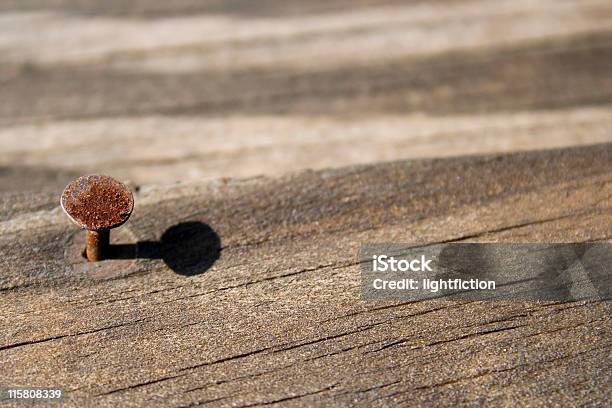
[61,175,134,231]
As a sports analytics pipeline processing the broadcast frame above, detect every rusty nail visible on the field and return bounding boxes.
[60,175,134,262]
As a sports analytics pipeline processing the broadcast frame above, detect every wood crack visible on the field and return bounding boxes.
[238,382,340,407]
[0,318,147,352]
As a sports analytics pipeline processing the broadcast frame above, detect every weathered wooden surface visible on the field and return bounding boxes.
[1,144,611,407]
[2,0,612,191]
[1,1,612,406]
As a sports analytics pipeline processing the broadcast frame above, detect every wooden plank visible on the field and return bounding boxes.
[2,107,612,193]
[1,144,610,407]
[2,0,612,190]
[1,1,611,405]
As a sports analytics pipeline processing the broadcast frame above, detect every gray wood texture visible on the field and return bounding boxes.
[2,0,612,190]
[1,144,611,407]
[1,0,611,406]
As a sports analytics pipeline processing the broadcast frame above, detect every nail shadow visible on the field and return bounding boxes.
[107,221,221,276]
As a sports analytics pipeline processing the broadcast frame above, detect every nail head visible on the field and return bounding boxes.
[61,175,134,231]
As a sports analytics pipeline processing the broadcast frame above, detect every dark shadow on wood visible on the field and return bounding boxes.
[107,221,221,276]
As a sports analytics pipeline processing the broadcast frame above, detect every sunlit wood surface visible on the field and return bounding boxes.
[0,1,611,407]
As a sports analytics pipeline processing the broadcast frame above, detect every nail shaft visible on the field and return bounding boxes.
[86,230,109,262]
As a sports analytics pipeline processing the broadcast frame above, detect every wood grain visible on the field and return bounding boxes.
[1,0,612,190]
[1,144,611,407]
[1,1,612,406]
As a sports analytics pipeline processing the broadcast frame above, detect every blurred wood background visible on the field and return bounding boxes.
[1,0,612,191]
